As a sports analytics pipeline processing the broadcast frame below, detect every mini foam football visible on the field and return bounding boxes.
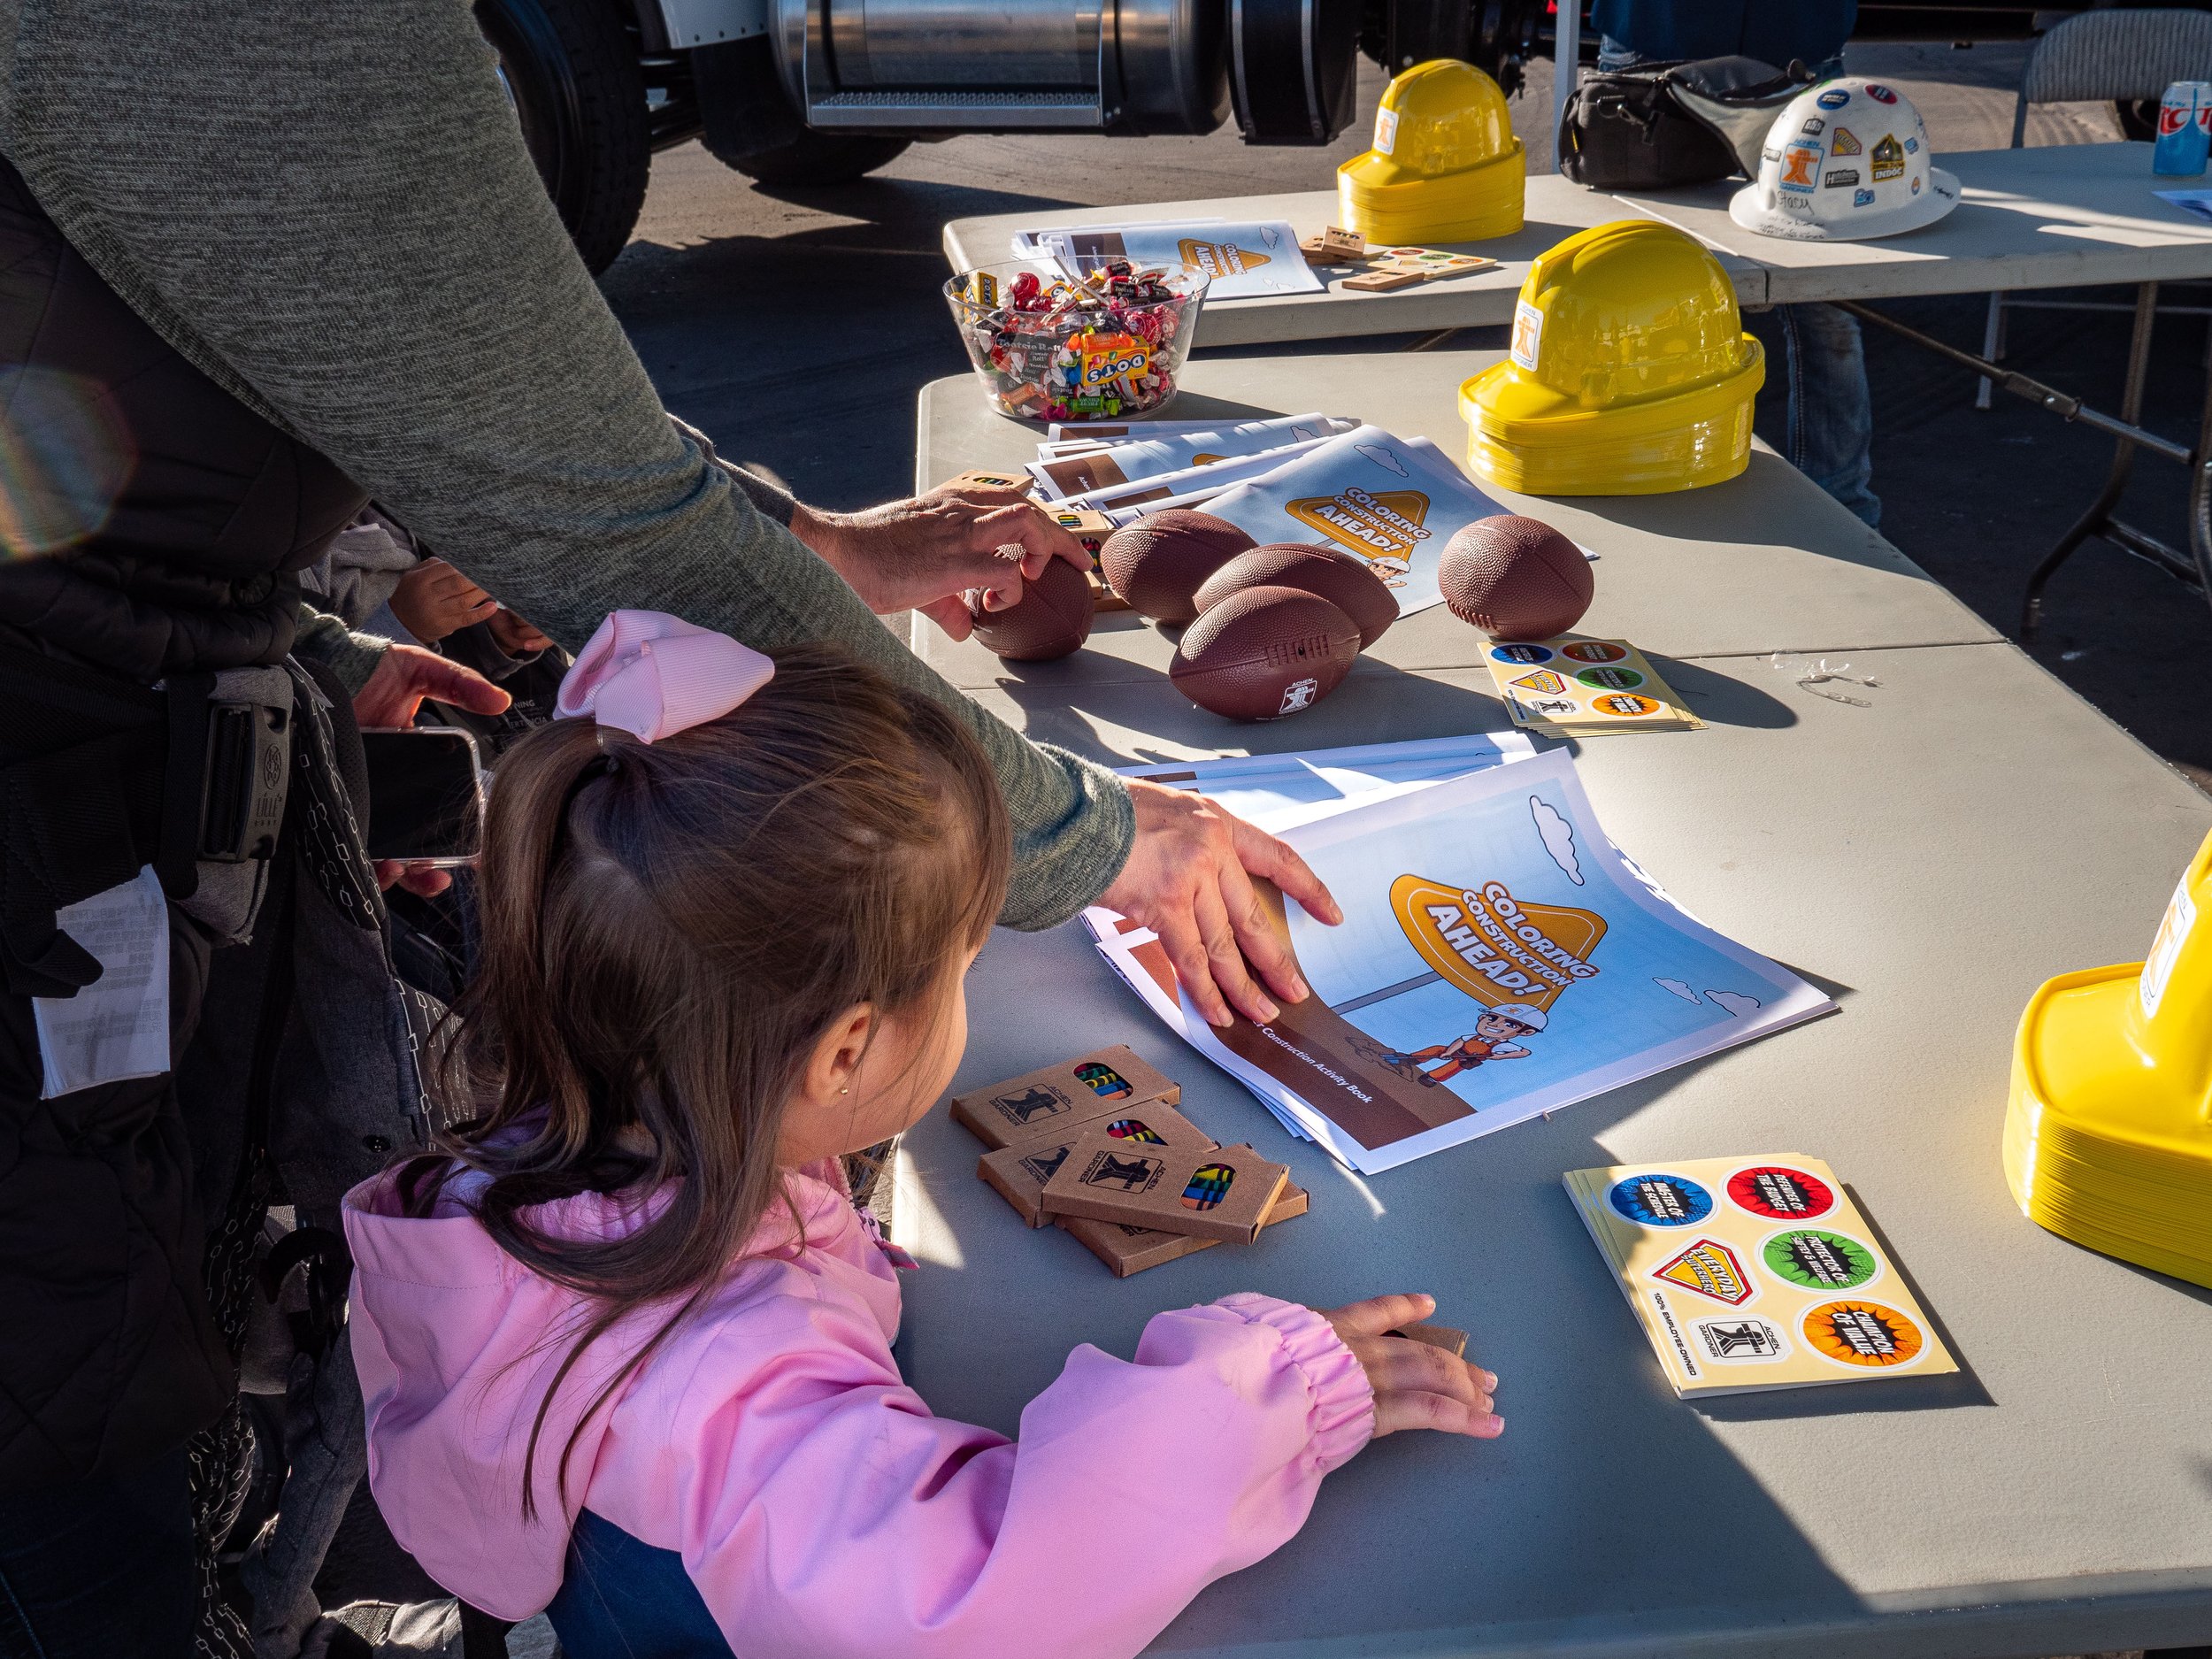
[1098,510,1256,624]
[1192,542,1397,649]
[1438,514,1593,640]
[967,556,1094,662]
[1171,585,1361,721]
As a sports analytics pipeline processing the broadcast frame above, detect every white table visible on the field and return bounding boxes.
[939,178,1769,346]
[898,349,2212,1657]
[1619,142,2212,303]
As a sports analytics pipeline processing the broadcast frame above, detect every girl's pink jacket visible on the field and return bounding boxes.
[342,1161,1374,1658]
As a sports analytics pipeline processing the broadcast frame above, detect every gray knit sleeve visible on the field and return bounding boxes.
[4,0,1132,926]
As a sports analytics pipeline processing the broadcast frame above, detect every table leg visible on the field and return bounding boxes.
[2021,281,2159,639]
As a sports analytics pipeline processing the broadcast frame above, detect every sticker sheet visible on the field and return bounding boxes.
[1101,748,1834,1172]
[1481,638,1703,736]
[1564,1155,1956,1396]
[1195,426,1511,617]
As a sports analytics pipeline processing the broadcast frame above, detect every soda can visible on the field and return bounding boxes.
[2154,81,2212,176]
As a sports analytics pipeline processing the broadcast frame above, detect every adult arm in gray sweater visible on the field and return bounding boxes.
[0,0,1334,1008]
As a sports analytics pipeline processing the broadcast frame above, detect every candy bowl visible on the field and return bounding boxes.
[943,259,1209,423]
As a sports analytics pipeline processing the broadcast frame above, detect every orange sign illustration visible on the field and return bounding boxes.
[1286,488,1432,567]
[1389,874,1605,1013]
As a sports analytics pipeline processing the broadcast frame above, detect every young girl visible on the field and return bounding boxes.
[343,611,1502,1659]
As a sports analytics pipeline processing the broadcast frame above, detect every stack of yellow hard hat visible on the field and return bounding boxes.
[1337,60,1524,246]
[2004,828,2212,1289]
[1459,219,1763,495]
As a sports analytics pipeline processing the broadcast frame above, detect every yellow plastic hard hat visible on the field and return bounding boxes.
[1459,219,1763,495]
[2005,828,2212,1289]
[1337,60,1525,245]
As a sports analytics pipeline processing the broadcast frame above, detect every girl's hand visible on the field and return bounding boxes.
[1320,1294,1502,1440]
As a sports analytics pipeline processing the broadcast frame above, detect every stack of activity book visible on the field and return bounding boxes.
[1087,736,1834,1174]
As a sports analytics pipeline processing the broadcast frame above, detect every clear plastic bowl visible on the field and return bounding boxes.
[943,258,1208,423]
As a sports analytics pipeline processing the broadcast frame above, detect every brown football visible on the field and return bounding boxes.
[1437,514,1593,640]
[967,556,1094,662]
[1097,510,1256,624]
[1191,542,1398,649]
[1170,586,1361,721]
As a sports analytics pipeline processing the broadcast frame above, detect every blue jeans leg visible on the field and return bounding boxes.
[0,1449,196,1658]
[1780,302,1881,529]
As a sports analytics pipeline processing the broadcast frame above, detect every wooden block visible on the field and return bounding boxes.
[949,1045,1181,1151]
[1041,1138,1288,1243]
[1060,1181,1309,1275]
[978,1101,1216,1227]
[942,467,1036,494]
[1372,250,1502,281]
[1388,1321,1469,1358]
[1087,570,1132,611]
[1300,226,1369,265]
[1341,268,1425,293]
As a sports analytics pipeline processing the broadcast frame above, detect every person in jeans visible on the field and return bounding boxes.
[1591,0,1882,527]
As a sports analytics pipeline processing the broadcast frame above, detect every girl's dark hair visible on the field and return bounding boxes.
[400,643,1010,1515]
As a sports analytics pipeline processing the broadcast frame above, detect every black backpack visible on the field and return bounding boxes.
[1556,56,1814,191]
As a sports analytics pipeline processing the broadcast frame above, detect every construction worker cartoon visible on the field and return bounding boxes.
[1376,1003,1548,1086]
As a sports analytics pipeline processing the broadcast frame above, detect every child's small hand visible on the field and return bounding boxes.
[390,557,499,643]
[1320,1293,1502,1440]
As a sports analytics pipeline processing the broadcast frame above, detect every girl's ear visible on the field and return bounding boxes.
[799,1002,876,1110]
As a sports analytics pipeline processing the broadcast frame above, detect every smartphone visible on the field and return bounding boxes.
[360,727,486,865]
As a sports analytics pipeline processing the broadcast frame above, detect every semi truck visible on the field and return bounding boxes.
[476,0,2117,272]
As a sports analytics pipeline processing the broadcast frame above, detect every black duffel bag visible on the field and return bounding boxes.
[1556,56,1813,191]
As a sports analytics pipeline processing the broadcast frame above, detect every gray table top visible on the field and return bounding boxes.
[914,349,2001,672]
[938,178,1764,346]
[940,144,2212,348]
[899,353,2212,1655]
[1618,142,2212,305]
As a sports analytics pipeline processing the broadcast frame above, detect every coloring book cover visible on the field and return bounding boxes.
[1564,1154,1956,1396]
[1100,747,1834,1172]
[1196,426,1511,617]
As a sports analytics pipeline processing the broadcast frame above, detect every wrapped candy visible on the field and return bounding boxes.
[943,260,1208,421]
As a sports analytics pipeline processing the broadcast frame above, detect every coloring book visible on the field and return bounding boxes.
[1093,748,1833,1173]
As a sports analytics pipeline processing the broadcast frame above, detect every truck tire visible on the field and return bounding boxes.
[475,0,651,273]
[720,132,912,186]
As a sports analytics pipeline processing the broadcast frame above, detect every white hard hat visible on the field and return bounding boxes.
[1728,78,1959,242]
[1488,1002,1547,1032]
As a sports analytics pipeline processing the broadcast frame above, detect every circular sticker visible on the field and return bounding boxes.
[1560,641,1627,664]
[1575,665,1645,691]
[1802,1300,1924,1367]
[1865,83,1897,103]
[1816,88,1851,109]
[1489,643,1554,664]
[1763,1229,1880,1292]
[1608,1172,1713,1227]
[1592,693,1663,718]
[1727,1164,1835,1220]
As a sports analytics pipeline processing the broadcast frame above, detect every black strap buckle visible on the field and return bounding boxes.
[198,696,289,864]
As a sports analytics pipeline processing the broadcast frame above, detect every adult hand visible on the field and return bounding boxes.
[388,557,499,643]
[1321,1294,1502,1441]
[790,483,1091,641]
[1097,778,1342,1028]
[486,606,555,657]
[352,644,510,897]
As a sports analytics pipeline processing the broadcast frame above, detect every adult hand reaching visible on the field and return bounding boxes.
[352,643,510,896]
[1097,778,1342,1028]
[791,482,1091,641]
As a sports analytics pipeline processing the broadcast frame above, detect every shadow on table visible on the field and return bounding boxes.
[985,657,1521,764]
[1544,450,1934,581]
[1648,654,1799,730]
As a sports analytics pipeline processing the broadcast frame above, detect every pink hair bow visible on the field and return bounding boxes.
[554,610,774,742]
